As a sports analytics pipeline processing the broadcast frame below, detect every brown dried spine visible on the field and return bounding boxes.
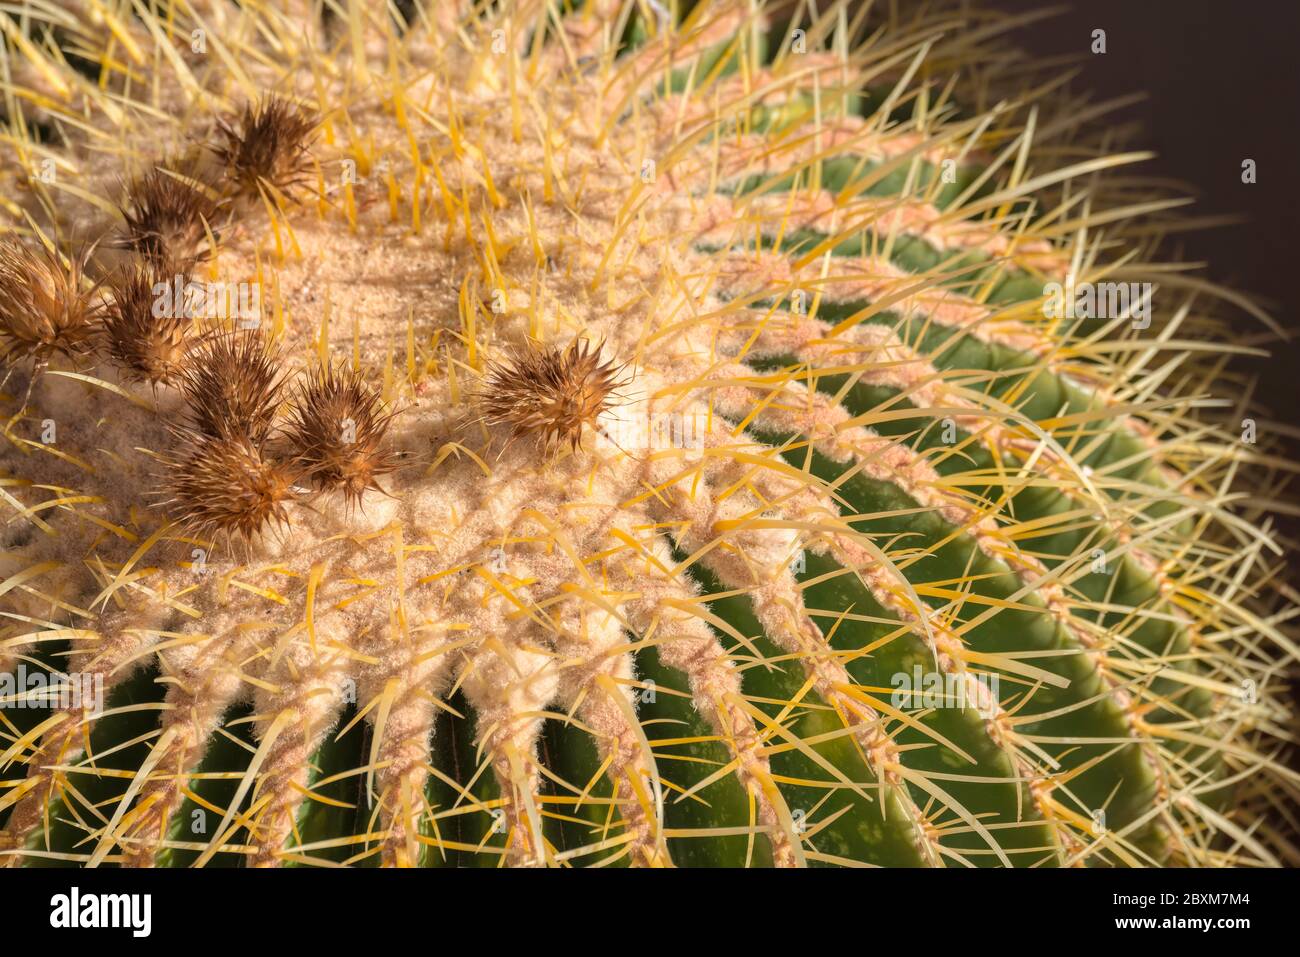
[177,329,287,444]
[212,95,319,202]
[102,260,193,387]
[117,165,220,269]
[0,239,104,368]
[479,338,624,453]
[280,363,396,508]
[160,428,296,545]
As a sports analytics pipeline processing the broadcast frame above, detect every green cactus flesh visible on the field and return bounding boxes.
[0,0,1294,868]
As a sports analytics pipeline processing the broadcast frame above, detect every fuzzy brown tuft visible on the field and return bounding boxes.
[479,338,624,453]
[212,95,319,202]
[102,260,193,387]
[177,328,287,444]
[160,428,296,545]
[116,165,220,269]
[0,239,104,369]
[279,363,397,508]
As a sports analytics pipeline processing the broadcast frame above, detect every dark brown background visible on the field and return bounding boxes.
[992,0,1300,422]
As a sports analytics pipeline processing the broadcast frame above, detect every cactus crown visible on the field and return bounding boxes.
[0,0,1294,870]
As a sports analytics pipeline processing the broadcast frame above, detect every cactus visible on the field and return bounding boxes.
[0,0,1294,869]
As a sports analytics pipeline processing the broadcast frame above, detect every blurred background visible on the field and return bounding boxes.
[990,0,1300,427]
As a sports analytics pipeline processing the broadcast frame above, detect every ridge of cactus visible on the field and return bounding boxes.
[0,0,1294,870]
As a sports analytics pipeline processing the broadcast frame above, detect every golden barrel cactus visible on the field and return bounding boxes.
[0,0,1294,868]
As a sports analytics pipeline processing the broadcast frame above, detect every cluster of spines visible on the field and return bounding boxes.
[479,338,625,453]
[0,93,391,546]
[114,162,221,271]
[101,93,319,388]
[211,96,320,204]
[160,335,400,546]
[279,362,398,508]
[100,258,190,389]
[159,328,296,545]
[0,238,103,370]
